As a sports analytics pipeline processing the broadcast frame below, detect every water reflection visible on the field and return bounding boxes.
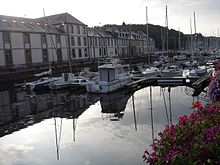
[0,89,99,138]
[0,85,208,165]
[98,90,134,121]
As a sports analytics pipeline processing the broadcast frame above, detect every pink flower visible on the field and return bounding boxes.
[179,115,188,126]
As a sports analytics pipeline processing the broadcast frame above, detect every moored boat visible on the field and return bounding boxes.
[49,73,89,90]
[161,65,183,77]
[141,66,161,77]
[86,58,132,93]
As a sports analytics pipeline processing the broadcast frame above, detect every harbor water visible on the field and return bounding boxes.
[0,86,208,165]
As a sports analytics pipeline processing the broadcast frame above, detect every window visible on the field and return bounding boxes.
[57,49,62,62]
[83,37,87,46]
[72,49,76,58]
[42,49,48,63]
[41,34,47,43]
[56,35,61,43]
[23,33,30,43]
[77,37,81,46]
[25,49,32,64]
[115,48,117,54]
[71,37,75,46]
[84,48,87,57]
[78,49,82,57]
[3,32,10,43]
[83,27,86,34]
[99,48,102,56]
[95,38,97,46]
[5,49,13,65]
[70,25,74,33]
[77,25,80,34]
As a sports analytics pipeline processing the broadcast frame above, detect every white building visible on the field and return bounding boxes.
[0,13,155,69]
[0,13,88,68]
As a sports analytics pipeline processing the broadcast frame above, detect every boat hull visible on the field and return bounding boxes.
[86,78,132,94]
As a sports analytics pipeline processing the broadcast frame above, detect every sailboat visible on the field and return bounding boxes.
[25,9,59,91]
[160,6,183,77]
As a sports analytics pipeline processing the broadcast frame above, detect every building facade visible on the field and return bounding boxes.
[0,13,155,69]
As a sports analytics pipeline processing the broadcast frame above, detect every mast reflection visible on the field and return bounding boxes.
[0,89,99,138]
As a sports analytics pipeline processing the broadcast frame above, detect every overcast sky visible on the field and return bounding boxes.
[1,0,219,36]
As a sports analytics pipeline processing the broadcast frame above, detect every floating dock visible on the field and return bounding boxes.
[127,76,208,89]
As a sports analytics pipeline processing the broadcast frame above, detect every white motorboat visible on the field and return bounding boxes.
[141,67,161,77]
[189,66,207,77]
[25,77,59,91]
[86,58,133,93]
[183,60,199,67]
[49,73,90,90]
[161,65,183,77]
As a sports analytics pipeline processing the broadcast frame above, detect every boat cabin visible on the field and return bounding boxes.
[98,63,130,82]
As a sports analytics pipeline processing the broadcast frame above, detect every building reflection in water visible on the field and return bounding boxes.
[0,88,99,138]
[0,85,202,163]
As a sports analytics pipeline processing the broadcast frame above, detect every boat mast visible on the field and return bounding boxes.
[165,5,168,56]
[161,27,165,58]
[190,18,193,59]
[43,8,52,76]
[178,27,181,52]
[193,11,197,53]
[146,6,150,64]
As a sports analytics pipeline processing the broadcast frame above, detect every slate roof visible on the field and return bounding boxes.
[0,15,62,33]
[36,12,86,26]
[0,12,86,33]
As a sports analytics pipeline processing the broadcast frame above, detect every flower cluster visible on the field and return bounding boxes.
[208,62,220,102]
[142,102,220,164]
[143,64,220,164]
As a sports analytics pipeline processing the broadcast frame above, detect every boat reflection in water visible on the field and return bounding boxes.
[98,90,135,121]
[0,84,201,164]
